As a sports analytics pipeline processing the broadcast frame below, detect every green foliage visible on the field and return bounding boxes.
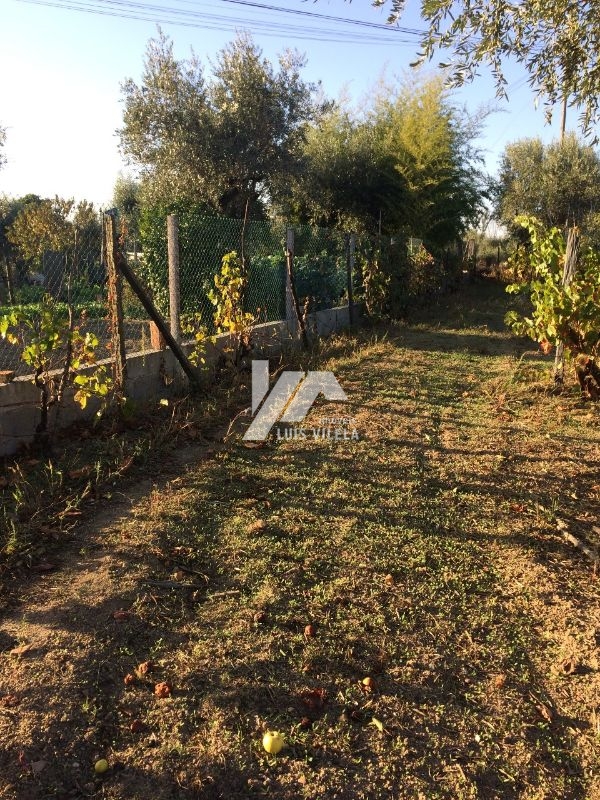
[0,195,102,303]
[285,74,486,247]
[0,297,106,319]
[375,0,600,134]
[245,255,286,321]
[0,295,113,428]
[292,252,346,311]
[284,103,406,234]
[138,206,287,322]
[120,31,318,216]
[496,135,600,232]
[209,251,255,350]
[181,312,215,367]
[7,197,74,264]
[361,253,391,318]
[505,217,600,359]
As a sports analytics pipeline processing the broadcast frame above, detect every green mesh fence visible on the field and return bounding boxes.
[291,224,348,312]
[0,223,118,377]
[137,214,353,335]
[0,211,360,378]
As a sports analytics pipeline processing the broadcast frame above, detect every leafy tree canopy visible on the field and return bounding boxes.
[496,134,600,233]
[119,30,320,217]
[284,74,487,248]
[372,0,600,133]
[7,197,100,265]
[113,174,141,220]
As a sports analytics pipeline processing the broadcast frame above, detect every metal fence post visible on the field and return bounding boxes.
[167,214,181,344]
[346,233,356,327]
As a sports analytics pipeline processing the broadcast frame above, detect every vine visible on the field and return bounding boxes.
[208,251,256,364]
[505,216,600,398]
[1,295,114,442]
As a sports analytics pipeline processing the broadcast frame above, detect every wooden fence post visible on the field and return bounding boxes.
[346,233,356,327]
[554,227,580,385]
[285,228,296,333]
[117,257,200,389]
[285,227,309,349]
[103,212,127,395]
[167,214,181,344]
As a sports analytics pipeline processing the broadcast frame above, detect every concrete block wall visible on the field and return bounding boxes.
[0,304,362,457]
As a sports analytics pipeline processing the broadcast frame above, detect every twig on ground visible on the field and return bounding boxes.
[556,518,599,570]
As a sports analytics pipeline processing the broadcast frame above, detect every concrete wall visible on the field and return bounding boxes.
[0,304,362,457]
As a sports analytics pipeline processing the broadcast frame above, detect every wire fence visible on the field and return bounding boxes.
[0,213,360,378]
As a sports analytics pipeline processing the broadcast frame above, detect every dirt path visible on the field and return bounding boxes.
[1,279,599,800]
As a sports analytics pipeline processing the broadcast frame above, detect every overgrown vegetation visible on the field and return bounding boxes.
[505,217,600,398]
[0,294,113,438]
[1,279,599,799]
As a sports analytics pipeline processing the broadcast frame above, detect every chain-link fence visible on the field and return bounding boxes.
[0,211,361,378]
[136,214,353,332]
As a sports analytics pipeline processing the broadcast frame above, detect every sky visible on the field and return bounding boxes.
[0,0,571,208]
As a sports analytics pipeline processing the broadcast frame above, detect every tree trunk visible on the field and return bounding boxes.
[554,227,580,385]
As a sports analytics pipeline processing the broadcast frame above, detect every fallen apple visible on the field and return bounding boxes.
[94,759,109,774]
[262,731,285,754]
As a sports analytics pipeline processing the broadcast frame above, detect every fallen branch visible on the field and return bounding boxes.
[143,579,204,590]
[556,519,599,569]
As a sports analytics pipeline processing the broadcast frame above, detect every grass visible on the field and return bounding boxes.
[1,278,599,799]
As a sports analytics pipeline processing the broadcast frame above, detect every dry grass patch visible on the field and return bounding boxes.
[1,278,599,799]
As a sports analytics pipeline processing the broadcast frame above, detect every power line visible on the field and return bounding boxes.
[212,0,424,36]
[16,0,425,45]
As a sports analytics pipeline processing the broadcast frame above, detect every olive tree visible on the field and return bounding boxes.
[372,0,600,133]
[119,31,319,217]
[496,134,600,232]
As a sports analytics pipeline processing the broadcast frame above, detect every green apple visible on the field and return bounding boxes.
[262,731,285,754]
[94,759,109,774]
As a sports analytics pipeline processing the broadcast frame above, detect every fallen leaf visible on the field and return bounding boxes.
[299,687,327,710]
[123,673,136,686]
[253,611,267,624]
[130,719,144,733]
[242,441,267,449]
[370,717,384,732]
[510,503,526,514]
[304,624,316,638]
[0,695,20,707]
[247,520,266,534]
[384,573,395,586]
[299,717,312,729]
[537,704,553,723]
[10,644,33,657]
[112,610,131,622]
[361,676,374,692]
[137,661,153,676]
[559,658,578,676]
[154,682,172,698]
[492,674,507,690]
